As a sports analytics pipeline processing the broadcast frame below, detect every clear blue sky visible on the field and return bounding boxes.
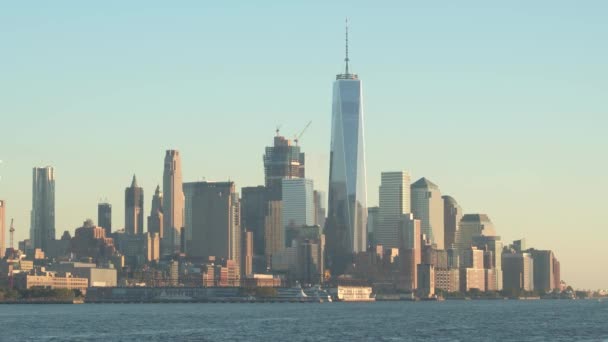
[1,1,607,289]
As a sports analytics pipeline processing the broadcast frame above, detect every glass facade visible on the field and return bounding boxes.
[325,74,368,275]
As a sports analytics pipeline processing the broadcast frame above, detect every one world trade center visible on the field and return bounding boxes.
[325,20,368,276]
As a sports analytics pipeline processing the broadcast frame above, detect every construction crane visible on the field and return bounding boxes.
[294,120,312,146]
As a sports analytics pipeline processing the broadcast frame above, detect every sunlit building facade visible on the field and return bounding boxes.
[325,27,368,275]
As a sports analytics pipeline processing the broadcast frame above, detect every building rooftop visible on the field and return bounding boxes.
[411,177,439,189]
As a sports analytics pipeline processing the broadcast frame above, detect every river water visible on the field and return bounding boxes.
[2,300,607,341]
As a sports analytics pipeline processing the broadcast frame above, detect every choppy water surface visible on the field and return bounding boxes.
[2,300,607,341]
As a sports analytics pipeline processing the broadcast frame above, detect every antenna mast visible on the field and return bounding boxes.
[345,17,350,75]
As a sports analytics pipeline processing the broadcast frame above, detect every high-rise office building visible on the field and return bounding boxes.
[240,186,268,271]
[529,249,558,293]
[263,133,305,201]
[30,166,55,252]
[442,195,462,250]
[367,206,380,247]
[124,175,144,235]
[473,235,503,291]
[502,251,534,292]
[242,230,253,277]
[325,23,368,275]
[454,214,496,255]
[313,190,326,229]
[147,185,163,237]
[97,202,112,235]
[264,200,283,268]
[186,181,240,263]
[411,177,444,249]
[163,150,185,255]
[376,171,411,248]
[0,200,5,258]
[281,178,315,238]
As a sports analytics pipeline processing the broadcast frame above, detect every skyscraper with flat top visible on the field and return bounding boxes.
[125,175,144,235]
[163,150,185,256]
[376,171,411,248]
[98,202,112,235]
[325,21,368,276]
[186,181,240,264]
[30,166,55,251]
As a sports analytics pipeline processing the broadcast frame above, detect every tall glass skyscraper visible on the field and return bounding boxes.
[30,166,55,252]
[325,22,368,275]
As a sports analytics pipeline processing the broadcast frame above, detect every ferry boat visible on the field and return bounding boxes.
[275,284,331,303]
[303,285,333,303]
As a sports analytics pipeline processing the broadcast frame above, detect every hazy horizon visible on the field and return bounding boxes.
[1,1,607,289]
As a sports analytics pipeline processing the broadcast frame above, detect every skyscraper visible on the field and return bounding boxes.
[282,178,315,235]
[97,202,112,235]
[30,166,55,251]
[442,195,462,250]
[454,214,496,254]
[163,150,185,256]
[148,185,163,238]
[124,175,144,235]
[263,132,305,201]
[0,200,5,258]
[411,177,444,250]
[240,186,268,272]
[186,181,240,263]
[325,22,368,275]
[376,171,411,248]
[313,190,326,229]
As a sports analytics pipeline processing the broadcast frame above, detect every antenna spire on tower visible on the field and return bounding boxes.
[345,17,350,75]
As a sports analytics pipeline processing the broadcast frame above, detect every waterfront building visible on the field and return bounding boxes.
[335,286,374,302]
[282,178,315,243]
[50,262,118,287]
[529,249,559,292]
[473,235,503,291]
[376,171,411,248]
[435,268,460,293]
[240,186,268,271]
[242,230,253,277]
[124,175,144,235]
[325,24,368,275]
[30,166,55,252]
[185,181,240,264]
[147,185,163,238]
[241,274,283,288]
[296,236,325,285]
[14,271,89,293]
[411,177,444,249]
[97,202,112,235]
[442,195,462,250]
[163,150,185,256]
[460,246,486,292]
[397,213,421,290]
[502,251,534,292]
[417,264,435,298]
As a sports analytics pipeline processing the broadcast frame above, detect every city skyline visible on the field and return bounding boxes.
[1,2,607,289]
